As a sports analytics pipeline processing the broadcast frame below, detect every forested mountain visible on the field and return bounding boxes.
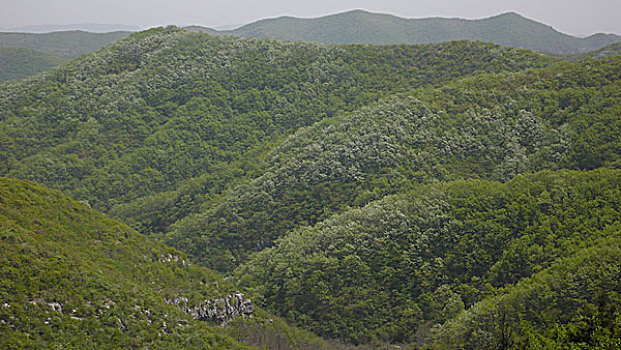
[0,27,552,243]
[169,56,620,270]
[1,23,620,349]
[236,169,621,346]
[0,178,351,350]
[0,47,66,81]
[0,30,133,80]
[3,10,619,81]
[0,30,131,59]
[209,10,620,54]
[2,24,140,33]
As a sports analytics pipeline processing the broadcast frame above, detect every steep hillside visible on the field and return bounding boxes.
[0,177,350,349]
[219,10,620,54]
[0,47,66,81]
[235,169,621,345]
[168,57,621,270]
[0,177,243,348]
[0,30,131,59]
[0,27,551,239]
[433,238,621,349]
[560,41,621,61]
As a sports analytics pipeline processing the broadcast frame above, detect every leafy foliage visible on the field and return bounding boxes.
[170,57,621,271]
[433,238,621,350]
[235,169,621,344]
[0,27,550,245]
[0,178,341,349]
[1,25,620,349]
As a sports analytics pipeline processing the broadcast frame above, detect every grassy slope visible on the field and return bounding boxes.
[0,177,244,349]
[0,177,344,349]
[0,47,66,81]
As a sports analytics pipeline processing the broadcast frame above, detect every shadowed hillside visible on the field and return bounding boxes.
[0,30,131,59]
[0,47,66,81]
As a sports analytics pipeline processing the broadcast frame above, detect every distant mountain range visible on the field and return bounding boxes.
[0,31,133,81]
[0,31,132,59]
[190,10,620,54]
[1,23,140,33]
[1,10,620,82]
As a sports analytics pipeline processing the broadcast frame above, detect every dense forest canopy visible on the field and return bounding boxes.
[0,177,359,350]
[235,169,621,345]
[169,56,620,271]
[1,25,619,349]
[0,27,551,234]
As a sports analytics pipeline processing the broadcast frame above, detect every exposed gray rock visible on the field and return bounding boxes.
[48,302,63,314]
[167,293,253,326]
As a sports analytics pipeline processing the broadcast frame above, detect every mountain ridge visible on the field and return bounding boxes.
[1,25,620,348]
[2,10,619,81]
[0,30,132,59]
[2,23,140,33]
[203,10,620,54]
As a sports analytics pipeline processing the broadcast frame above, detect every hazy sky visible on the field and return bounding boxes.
[1,0,620,36]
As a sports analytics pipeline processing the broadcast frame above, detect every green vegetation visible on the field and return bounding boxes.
[219,10,620,54]
[0,177,242,349]
[0,28,551,258]
[559,42,621,61]
[236,169,621,345]
[3,10,617,81]
[0,30,131,59]
[0,47,66,81]
[1,24,620,349]
[0,177,353,349]
[0,30,132,80]
[170,56,621,270]
[433,237,621,349]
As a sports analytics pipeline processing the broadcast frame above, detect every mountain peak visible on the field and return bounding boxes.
[225,10,620,53]
[496,11,525,18]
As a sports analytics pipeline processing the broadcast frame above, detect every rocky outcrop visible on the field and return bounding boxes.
[167,293,253,326]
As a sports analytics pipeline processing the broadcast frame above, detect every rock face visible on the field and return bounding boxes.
[167,293,254,326]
